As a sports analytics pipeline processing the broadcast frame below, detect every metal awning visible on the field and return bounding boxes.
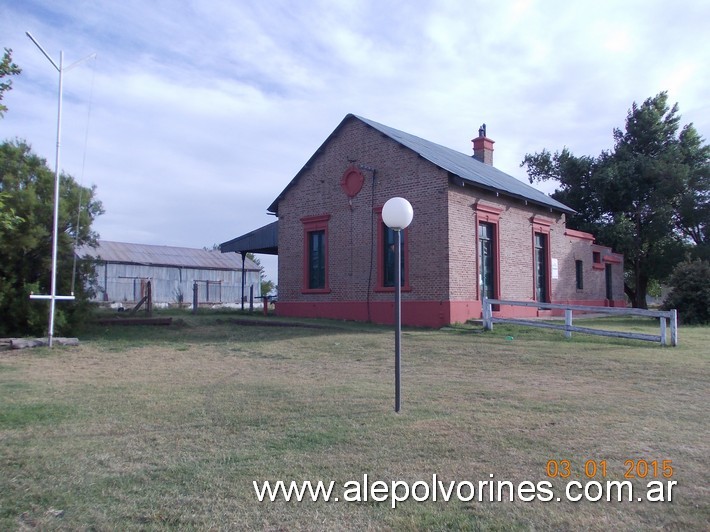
[220,221,278,255]
[220,221,278,310]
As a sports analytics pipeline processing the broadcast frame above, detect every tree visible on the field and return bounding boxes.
[0,139,104,336]
[522,92,709,308]
[662,259,710,324]
[675,124,710,258]
[0,48,21,117]
[0,191,22,230]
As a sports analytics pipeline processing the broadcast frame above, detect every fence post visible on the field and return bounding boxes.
[659,315,667,346]
[192,281,198,314]
[249,285,254,312]
[565,309,572,339]
[483,298,492,331]
[146,280,152,317]
[670,309,678,347]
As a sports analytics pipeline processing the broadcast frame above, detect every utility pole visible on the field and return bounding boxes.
[26,32,95,347]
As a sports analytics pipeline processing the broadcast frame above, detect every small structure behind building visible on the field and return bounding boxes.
[77,240,261,307]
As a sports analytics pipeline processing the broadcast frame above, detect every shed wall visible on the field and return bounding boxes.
[92,262,261,304]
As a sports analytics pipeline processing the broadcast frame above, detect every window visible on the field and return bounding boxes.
[475,203,502,303]
[301,214,330,293]
[531,215,553,304]
[308,230,326,289]
[534,232,549,303]
[479,222,496,300]
[575,260,584,290]
[593,251,601,264]
[383,224,405,287]
[376,208,409,291]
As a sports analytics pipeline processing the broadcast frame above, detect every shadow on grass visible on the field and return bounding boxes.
[80,308,388,348]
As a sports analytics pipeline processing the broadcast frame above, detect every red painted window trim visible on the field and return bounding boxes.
[301,214,331,294]
[531,218,552,302]
[374,207,411,293]
[475,201,503,222]
[475,203,501,302]
[532,214,554,232]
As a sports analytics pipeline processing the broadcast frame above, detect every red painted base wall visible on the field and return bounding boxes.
[276,299,628,328]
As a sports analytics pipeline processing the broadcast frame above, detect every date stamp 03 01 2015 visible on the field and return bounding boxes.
[545,459,674,480]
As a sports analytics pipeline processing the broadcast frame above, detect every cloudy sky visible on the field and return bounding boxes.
[1,0,708,283]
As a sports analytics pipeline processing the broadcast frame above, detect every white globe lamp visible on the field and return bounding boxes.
[382,197,414,230]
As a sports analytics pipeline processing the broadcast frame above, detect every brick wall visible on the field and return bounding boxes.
[446,185,625,309]
[275,116,625,326]
[277,118,450,310]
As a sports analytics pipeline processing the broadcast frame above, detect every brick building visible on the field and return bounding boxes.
[223,114,624,327]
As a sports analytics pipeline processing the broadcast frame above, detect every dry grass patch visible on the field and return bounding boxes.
[0,313,708,529]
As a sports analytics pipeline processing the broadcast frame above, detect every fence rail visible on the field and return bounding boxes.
[482,299,678,346]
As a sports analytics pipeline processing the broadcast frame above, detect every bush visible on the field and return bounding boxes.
[662,259,710,324]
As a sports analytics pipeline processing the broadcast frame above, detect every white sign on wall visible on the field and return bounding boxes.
[551,258,559,280]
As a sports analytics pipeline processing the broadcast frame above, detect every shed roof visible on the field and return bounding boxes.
[220,221,278,255]
[77,240,260,271]
[268,114,574,215]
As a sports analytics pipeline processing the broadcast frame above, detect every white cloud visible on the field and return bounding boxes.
[2,0,709,283]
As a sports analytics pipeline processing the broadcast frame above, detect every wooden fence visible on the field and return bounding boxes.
[482,299,678,346]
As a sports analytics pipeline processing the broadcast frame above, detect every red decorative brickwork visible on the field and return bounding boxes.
[340,165,365,198]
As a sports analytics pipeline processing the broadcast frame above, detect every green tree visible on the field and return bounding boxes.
[675,124,710,258]
[662,259,710,324]
[0,139,104,336]
[0,191,22,230]
[0,48,21,117]
[522,92,709,308]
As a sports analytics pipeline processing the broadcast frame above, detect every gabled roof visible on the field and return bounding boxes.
[268,114,574,215]
[77,240,260,271]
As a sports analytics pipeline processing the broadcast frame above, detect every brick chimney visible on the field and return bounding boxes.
[472,123,494,165]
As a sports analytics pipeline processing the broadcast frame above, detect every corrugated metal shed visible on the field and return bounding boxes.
[78,240,260,271]
[268,114,574,215]
[76,240,263,304]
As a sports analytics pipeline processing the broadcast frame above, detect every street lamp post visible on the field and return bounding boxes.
[382,197,413,413]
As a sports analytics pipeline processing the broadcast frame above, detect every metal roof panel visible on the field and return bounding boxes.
[220,221,278,255]
[354,115,574,214]
[77,241,261,271]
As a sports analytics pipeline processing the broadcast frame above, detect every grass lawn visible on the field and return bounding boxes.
[1,311,708,530]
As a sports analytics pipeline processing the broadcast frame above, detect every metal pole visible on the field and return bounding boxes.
[394,229,402,413]
[46,51,64,348]
[241,252,246,310]
[26,33,91,347]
